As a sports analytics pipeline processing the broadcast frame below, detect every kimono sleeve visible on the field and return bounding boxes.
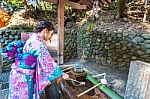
[34,42,63,81]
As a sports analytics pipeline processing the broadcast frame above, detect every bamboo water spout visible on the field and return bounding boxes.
[86,74,123,99]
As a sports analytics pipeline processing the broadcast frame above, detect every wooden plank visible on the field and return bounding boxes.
[57,0,65,65]
[44,0,87,9]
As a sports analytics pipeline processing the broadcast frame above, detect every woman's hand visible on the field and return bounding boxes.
[62,73,69,80]
[56,77,62,84]
[56,73,69,84]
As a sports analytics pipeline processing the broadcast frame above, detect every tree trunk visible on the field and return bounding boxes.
[117,0,126,18]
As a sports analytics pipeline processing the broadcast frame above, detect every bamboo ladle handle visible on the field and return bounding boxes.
[77,82,101,97]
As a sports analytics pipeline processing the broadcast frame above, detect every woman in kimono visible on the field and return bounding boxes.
[0,21,69,99]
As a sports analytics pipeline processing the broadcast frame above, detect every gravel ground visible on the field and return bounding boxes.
[64,59,129,97]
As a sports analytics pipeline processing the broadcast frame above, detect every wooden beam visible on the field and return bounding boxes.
[106,0,111,3]
[65,0,87,9]
[44,0,87,9]
[100,0,107,4]
[44,0,57,4]
[57,0,65,65]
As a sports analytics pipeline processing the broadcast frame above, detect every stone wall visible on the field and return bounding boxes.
[64,29,77,61]
[0,29,21,71]
[77,29,93,58]
[0,30,21,47]
[1,23,150,72]
[75,28,150,71]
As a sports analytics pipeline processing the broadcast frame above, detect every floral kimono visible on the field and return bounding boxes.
[0,33,63,99]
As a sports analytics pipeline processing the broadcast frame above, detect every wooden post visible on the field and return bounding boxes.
[57,0,65,65]
[45,0,86,64]
[116,0,126,18]
[143,0,148,22]
[0,44,3,73]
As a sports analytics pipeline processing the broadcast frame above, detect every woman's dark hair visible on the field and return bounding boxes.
[35,21,55,33]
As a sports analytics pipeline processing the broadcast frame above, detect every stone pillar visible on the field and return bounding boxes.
[125,61,150,99]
